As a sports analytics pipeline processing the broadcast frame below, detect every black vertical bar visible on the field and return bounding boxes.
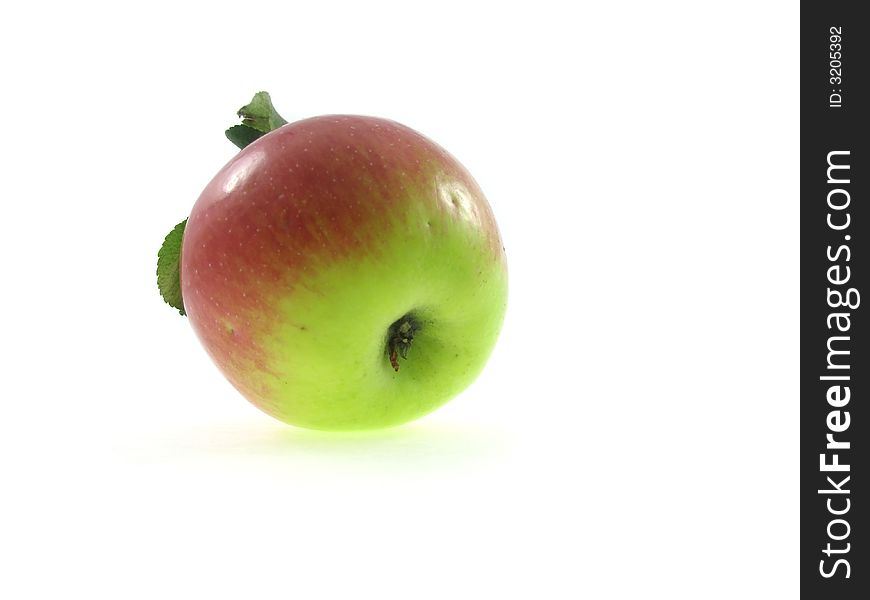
[801,3,868,597]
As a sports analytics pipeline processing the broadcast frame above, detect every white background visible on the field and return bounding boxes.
[0,1,798,598]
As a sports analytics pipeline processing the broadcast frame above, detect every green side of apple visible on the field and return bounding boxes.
[233,203,507,431]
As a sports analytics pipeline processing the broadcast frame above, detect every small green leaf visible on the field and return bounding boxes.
[225,124,265,149]
[157,218,188,316]
[236,91,288,134]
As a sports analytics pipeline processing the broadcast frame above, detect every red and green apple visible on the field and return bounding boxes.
[159,94,507,430]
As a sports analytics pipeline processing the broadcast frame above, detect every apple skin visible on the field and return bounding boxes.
[181,115,507,430]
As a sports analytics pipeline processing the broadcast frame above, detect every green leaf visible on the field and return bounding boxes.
[157,218,188,316]
[225,124,265,149]
[236,91,288,134]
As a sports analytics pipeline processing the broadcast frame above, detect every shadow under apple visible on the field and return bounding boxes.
[141,418,513,476]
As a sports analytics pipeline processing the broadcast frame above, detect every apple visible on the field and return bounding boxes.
[178,113,507,430]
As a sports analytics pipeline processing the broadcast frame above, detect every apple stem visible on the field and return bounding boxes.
[386,314,421,372]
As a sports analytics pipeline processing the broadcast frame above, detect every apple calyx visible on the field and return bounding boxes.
[386,313,421,372]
